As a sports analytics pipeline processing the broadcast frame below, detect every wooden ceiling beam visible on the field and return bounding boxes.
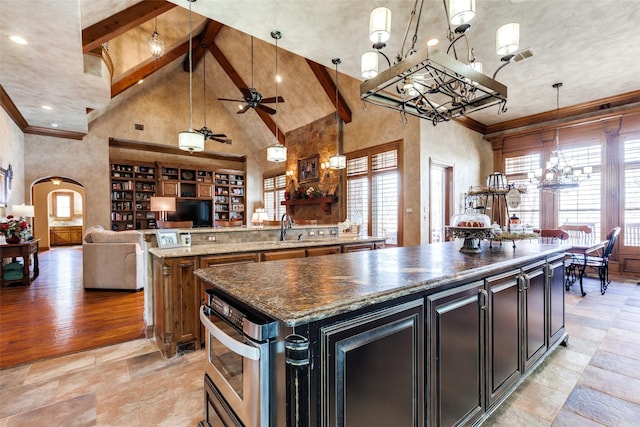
[208,41,285,145]
[111,39,190,98]
[82,1,176,53]
[305,59,352,124]
[109,138,246,162]
[183,20,224,72]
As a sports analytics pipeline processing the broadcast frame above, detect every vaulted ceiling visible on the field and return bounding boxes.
[2,0,640,144]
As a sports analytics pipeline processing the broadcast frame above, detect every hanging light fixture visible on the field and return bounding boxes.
[329,58,346,170]
[148,17,165,60]
[178,0,205,154]
[496,23,520,56]
[266,30,287,163]
[528,83,589,193]
[359,0,524,125]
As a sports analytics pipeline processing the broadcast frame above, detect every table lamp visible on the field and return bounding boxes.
[250,208,269,227]
[150,197,176,221]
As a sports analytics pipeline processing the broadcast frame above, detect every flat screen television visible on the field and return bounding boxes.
[167,200,213,227]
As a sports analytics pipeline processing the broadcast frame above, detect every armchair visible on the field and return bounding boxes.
[82,225,145,291]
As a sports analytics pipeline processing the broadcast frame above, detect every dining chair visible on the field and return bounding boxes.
[567,227,620,295]
[293,218,318,225]
[538,229,570,243]
[558,224,593,241]
[157,220,193,229]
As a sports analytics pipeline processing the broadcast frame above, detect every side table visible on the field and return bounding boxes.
[0,239,40,287]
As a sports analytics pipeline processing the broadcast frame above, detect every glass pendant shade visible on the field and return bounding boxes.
[148,30,164,59]
[449,0,475,25]
[369,7,391,44]
[329,154,346,170]
[178,130,205,153]
[496,23,520,55]
[361,52,379,79]
[267,144,287,162]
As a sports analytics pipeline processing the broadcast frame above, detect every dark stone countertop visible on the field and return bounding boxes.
[194,241,566,327]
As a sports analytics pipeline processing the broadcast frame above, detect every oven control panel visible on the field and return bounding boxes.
[209,295,246,329]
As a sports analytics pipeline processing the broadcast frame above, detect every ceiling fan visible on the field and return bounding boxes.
[197,53,231,144]
[218,36,284,115]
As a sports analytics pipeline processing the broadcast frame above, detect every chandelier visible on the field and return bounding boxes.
[359,0,521,125]
[528,83,591,193]
[148,17,165,60]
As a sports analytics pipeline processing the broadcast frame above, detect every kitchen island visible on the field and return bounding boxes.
[195,241,568,427]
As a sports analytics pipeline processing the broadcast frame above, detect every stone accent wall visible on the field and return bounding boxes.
[283,113,343,224]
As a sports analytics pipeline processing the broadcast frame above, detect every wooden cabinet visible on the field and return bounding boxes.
[159,181,179,197]
[548,255,566,345]
[427,281,486,427]
[522,260,547,371]
[342,242,374,252]
[197,183,213,198]
[50,226,83,246]
[214,170,245,223]
[153,256,200,358]
[306,245,341,257]
[486,270,522,406]
[260,249,306,261]
[320,299,424,426]
[111,162,157,230]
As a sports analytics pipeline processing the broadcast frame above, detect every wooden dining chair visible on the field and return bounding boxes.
[538,229,570,243]
[293,218,318,225]
[558,224,592,240]
[157,220,193,229]
[262,220,281,226]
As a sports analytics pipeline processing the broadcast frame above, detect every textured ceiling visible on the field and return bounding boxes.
[1,0,639,136]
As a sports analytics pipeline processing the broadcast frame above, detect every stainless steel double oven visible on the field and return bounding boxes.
[199,288,283,427]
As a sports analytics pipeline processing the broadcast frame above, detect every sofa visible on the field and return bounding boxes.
[82,225,145,291]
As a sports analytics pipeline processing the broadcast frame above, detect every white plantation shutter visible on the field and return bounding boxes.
[263,174,286,220]
[557,145,601,240]
[624,137,640,246]
[504,154,540,227]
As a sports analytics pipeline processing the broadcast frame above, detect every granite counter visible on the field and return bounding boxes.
[194,241,566,326]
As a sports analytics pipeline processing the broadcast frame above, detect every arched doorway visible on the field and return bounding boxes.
[32,177,86,250]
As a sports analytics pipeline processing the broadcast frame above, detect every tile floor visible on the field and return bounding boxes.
[1,276,639,426]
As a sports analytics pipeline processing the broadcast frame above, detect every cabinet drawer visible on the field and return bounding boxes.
[200,253,259,267]
[342,243,374,252]
[306,245,342,257]
[260,249,306,261]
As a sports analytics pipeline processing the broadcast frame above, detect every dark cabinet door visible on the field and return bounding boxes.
[320,299,424,427]
[486,270,522,407]
[428,281,485,427]
[522,261,548,371]
[548,255,566,346]
[172,257,199,349]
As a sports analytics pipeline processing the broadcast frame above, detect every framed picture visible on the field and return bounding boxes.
[0,167,6,207]
[328,184,337,197]
[298,155,319,184]
[156,229,182,249]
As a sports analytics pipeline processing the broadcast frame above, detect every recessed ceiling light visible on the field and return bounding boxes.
[41,105,52,110]
[276,75,282,83]
[427,38,439,47]
[9,35,28,45]
[138,79,144,84]
[51,123,58,128]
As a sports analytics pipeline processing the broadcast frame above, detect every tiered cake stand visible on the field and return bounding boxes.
[446,227,495,253]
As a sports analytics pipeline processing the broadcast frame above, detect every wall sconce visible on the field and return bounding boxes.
[51,177,62,186]
[321,161,330,178]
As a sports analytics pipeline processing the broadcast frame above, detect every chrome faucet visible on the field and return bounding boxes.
[280,213,292,241]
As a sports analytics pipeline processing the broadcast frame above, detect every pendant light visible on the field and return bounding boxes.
[329,58,346,170]
[178,0,205,153]
[148,17,165,60]
[448,0,475,25]
[266,30,287,162]
[496,22,520,55]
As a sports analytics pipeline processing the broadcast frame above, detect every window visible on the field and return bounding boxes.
[346,142,402,246]
[504,153,540,228]
[623,136,640,247]
[263,174,287,220]
[53,192,73,220]
[557,145,601,240]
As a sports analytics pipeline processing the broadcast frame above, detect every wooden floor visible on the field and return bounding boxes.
[0,246,145,369]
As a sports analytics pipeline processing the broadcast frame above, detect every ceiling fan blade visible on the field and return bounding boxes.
[211,133,227,138]
[261,96,285,104]
[237,104,251,114]
[258,104,277,115]
[218,98,244,102]
[239,87,253,98]
[213,137,232,144]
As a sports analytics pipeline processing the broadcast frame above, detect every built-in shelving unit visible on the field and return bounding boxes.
[214,170,245,222]
[110,162,157,230]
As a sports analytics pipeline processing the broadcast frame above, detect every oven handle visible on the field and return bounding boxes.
[199,306,260,361]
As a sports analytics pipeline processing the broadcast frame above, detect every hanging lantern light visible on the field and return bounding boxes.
[496,23,520,55]
[448,0,476,25]
[329,58,346,170]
